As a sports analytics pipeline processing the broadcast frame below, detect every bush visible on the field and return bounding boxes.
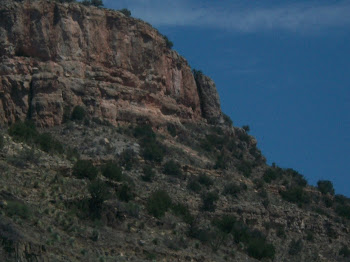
[280,186,310,206]
[102,161,123,181]
[247,238,275,260]
[285,168,307,187]
[81,0,103,7]
[73,160,98,180]
[212,215,275,260]
[201,191,219,212]
[214,153,228,169]
[335,204,350,219]
[88,179,110,219]
[171,203,193,224]
[339,245,350,257]
[6,201,32,219]
[37,132,64,154]
[163,160,182,177]
[167,123,177,137]
[223,183,243,197]
[71,105,86,121]
[288,239,303,256]
[133,125,156,140]
[236,161,253,177]
[317,180,335,195]
[212,215,237,234]
[0,133,4,150]
[147,190,172,218]
[163,35,173,49]
[8,120,38,143]
[116,183,134,202]
[187,179,201,193]
[141,140,165,163]
[263,167,281,183]
[242,125,250,133]
[222,113,233,126]
[119,8,131,17]
[141,165,155,182]
[197,174,213,187]
[119,149,137,171]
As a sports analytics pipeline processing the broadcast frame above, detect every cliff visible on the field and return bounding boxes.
[0,1,350,262]
[0,0,222,127]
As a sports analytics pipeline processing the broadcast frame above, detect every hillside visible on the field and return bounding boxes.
[0,1,350,261]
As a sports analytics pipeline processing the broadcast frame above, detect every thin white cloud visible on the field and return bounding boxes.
[105,0,350,33]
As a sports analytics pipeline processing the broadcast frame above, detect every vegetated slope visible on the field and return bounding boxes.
[0,1,350,262]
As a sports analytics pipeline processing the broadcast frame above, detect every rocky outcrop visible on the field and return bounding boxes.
[194,72,224,124]
[0,0,217,127]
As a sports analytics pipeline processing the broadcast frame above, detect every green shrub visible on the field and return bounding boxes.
[242,125,250,133]
[317,180,335,195]
[212,215,237,234]
[223,183,242,197]
[6,201,32,219]
[214,153,228,169]
[73,160,98,180]
[280,186,310,206]
[71,105,86,121]
[201,191,219,212]
[288,239,303,256]
[263,167,281,183]
[163,35,173,49]
[339,245,350,257]
[133,125,156,140]
[141,140,165,163]
[119,149,137,171]
[222,113,233,126]
[88,179,110,219]
[147,190,172,218]
[167,123,177,137]
[236,161,253,177]
[81,0,103,7]
[8,120,38,143]
[37,132,64,154]
[163,160,182,177]
[171,203,193,224]
[197,174,213,187]
[187,179,201,193]
[141,165,155,182]
[285,168,307,187]
[212,215,275,260]
[102,161,123,181]
[119,8,131,17]
[335,204,350,219]
[0,133,4,150]
[247,237,275,260]
[116,183,134,202]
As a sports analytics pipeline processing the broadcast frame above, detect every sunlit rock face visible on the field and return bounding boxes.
[0,0,227,127]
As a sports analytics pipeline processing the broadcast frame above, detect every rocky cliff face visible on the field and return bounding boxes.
[0,0,223,127]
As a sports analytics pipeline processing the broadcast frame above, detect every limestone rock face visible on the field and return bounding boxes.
[0,0,217,127]
[195,73,224,124]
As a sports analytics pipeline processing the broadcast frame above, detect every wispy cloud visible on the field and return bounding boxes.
[105,0,350,33]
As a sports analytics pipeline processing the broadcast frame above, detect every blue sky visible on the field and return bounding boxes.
[103,0,350,196]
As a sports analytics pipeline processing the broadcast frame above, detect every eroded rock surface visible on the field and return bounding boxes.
[0,0,227,127]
